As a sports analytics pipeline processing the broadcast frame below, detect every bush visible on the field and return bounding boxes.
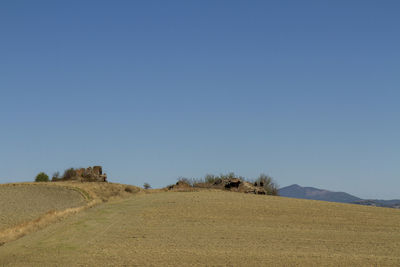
[35,172,49,182]
[62,168,76,180]
[51,171,61,181]
[204,174,218,184]
[125,186,132,193]
[171,172,280,195]
[177,177,194,186]
[143,183,151,189]
[255,173,279,196]
[190,173,242,188]
[125,186,138,193]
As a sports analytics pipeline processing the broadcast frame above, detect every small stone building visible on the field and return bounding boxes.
[74,166,107,182]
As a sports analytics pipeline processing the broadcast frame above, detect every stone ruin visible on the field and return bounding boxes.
[75,166,107,182]
[213,178,266,195]
[167,180,192,190]
[52,166,108,182]
[168,177,266,195]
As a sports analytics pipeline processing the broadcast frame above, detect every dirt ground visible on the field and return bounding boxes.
[1,190,400,266]
[0,184,86,231]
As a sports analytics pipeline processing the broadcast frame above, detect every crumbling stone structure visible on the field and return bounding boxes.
[167,177,268,195]
[52,166,108,182]
[74,166,107,182]
[213,178,266,194]
[168,180,192,190]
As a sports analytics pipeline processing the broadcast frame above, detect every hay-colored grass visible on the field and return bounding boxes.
[0,182,141,245]
[1,190,399,266]
[0,184,87,231]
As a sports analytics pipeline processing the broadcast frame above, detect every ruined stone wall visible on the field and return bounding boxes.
[60,166,107,182]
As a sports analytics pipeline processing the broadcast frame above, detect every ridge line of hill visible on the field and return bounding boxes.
[279,184,400,208]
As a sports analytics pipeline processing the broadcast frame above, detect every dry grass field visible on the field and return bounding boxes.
[0,182,141,245]
[1,190,400,266]
[0,184,86,231]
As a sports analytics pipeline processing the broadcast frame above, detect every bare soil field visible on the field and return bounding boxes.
[1,190,400,266]
[0,184,86,231]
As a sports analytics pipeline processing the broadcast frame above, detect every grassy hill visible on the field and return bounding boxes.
[0,184,86,231]
[0,182,141,245]
[1,189,400,266]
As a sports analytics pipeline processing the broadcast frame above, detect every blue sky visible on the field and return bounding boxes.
[1,1,399,199]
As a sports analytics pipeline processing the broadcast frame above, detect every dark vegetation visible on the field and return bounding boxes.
[255,174,279,195]
[36,168,81,182]
[35,172,49,182]
[124,185,140,193]
[34,167,278,197]
[50,168,76,182]
[47,166,107,182]
[172,172,279,196]
[63,168,77,180]
[52,171,60,181]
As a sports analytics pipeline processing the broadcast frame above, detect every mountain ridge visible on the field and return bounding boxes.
[279,184,400,208]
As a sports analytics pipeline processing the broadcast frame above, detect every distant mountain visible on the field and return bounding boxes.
[279,184,400,209]
[279,184,362,203]
[352,199,400,208]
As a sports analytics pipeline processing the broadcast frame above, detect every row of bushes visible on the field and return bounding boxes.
[176,172,279,195]
[34,168,77,182]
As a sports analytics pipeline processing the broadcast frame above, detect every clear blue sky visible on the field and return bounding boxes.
[1,1,399,199]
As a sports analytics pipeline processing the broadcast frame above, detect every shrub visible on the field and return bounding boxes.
[35,172,49,182]
[62,168,76,180]
[204,174,218,184]
[125,186,138,193]
[255,173,279,196]
[227,172,236,179]
[143,183,151,189]
[190,174,220,188]
[171,172,280,195]
[125,187,132,193]
[177,177,193,186]
[51,171,61,181]
[190,173,244,188]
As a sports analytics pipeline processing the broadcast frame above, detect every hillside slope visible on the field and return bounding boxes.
[1,191,400,266]
[0,184,86,231]
[279,184,362,203]
[0,182,141,244]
